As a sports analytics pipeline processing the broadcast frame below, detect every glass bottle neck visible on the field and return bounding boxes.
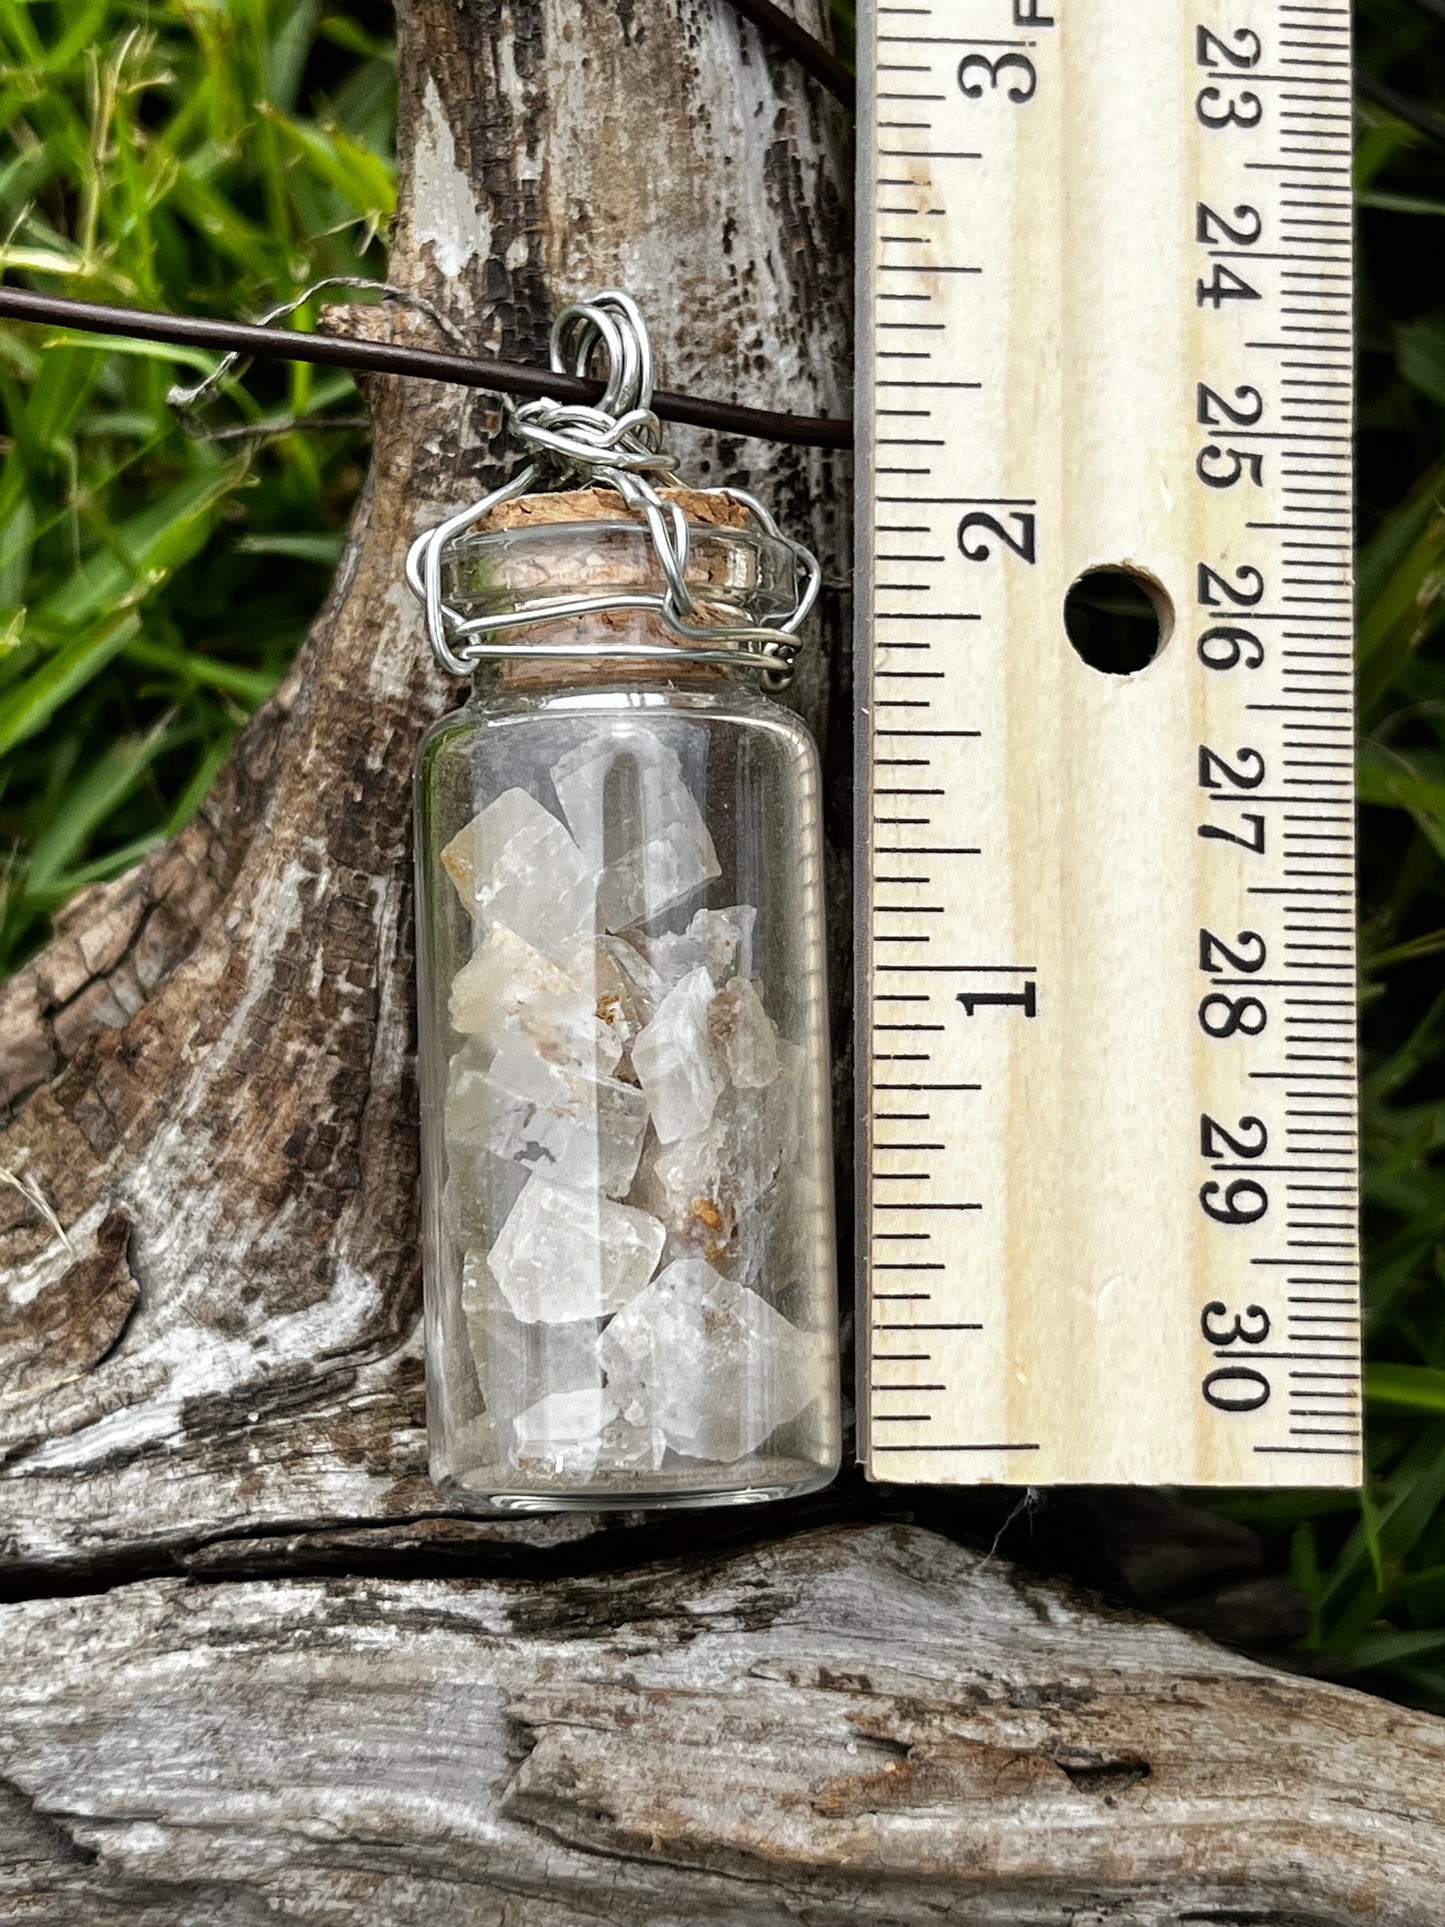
[436,494,798,696]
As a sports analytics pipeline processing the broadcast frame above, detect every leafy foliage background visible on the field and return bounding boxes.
[2,0,1444,1699]
[0,0,393,965]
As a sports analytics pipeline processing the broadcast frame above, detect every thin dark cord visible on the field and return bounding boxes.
[1358,71,1445,151]
[0,286,853,451]
[720,0,855,110]
[11,18,1429,454]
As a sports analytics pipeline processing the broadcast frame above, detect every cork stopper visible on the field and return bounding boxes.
[476,486,751,535]
[448,486,773,688]
[409,293,817,689]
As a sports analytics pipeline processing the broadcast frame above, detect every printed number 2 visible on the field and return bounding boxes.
[958,511,1036,563]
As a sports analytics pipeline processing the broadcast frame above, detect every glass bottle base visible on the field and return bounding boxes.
[438,1453,838,1514]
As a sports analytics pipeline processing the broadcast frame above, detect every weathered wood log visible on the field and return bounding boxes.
[3,1525,1443,1925]
[0,1,1441,1918]
[0,0,851,1578]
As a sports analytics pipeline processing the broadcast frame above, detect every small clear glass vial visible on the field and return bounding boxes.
[414,490,840,1509]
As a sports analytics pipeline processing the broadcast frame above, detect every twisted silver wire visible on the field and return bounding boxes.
[405,290,820,684]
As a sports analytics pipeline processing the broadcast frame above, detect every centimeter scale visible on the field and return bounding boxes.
[855,0,1360,1485]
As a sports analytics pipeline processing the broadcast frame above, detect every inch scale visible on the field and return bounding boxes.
[855,0,1360,1485]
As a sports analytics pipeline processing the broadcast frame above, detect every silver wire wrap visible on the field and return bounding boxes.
[404,291,821,687]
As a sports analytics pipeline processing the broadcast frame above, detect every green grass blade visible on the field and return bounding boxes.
[25,712,181,891]
[0,609,139,760]
[1368,1365,1445,1417]
[33,459,245,633]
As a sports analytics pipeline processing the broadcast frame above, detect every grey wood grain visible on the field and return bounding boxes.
[2,1526,1441,1925]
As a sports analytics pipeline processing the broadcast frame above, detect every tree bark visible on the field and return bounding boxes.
[0,0,851,1579]
[0,1,1440,1919]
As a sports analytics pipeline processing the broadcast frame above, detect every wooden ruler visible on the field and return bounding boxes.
[855,0,1360,1485]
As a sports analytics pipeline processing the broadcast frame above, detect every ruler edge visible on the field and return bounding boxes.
[848,0,1363,1487]
[851,0,881,1481]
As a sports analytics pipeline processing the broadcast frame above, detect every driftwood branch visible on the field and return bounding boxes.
[0,0,1441,1917]
[3,1526,1443,1925]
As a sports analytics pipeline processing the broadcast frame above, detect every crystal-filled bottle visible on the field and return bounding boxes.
[413,490,840,1509]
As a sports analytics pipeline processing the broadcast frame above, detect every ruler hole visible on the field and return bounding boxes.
[1063,566,1173,677]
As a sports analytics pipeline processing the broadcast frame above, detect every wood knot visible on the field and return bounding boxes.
[0,1206,139,1404]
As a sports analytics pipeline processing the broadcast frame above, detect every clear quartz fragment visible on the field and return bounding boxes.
[441,787,599,960]
[598,1258,813,1462]
[449,1031,648,1198]
[630,965,723,1143]
[513,984,624,1076]
[510,1387,617,1477]
[463,1247,598,1375]
[594,1412,669,1474]
[459,1253,601,1465]
[551,737,720,931]
[485,1174,665,1323]
[708,976,780,1089]
[448,924,575,1049]
[560,934,663,1067]
[443,1140,528,1248]
[644,1040,802,1263]
[595,820,721,935]
[645,905,757,989]
[508,1388,668,1481]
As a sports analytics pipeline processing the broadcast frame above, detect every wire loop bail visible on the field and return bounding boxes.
[405,290,821,686]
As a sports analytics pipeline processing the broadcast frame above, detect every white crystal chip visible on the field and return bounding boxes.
[449,924,579,1049]
[460,1253,601,1461]
[560,934,663,1066]
[708,976,780,1089]
[645,1041,803,1261]
[486,1175,665,1323]
[450,1034,648,1198]
[443,1137,528,1247]
[594,1412,669,1474]
[630,965,723,1143]
[442,788,599,960]
[510,1388,616,1478]
[507,1387,669,1479]
[646,904,756,989]
[512,987,624,1077]
[552,737,720,931]
[599,1258,814,1462]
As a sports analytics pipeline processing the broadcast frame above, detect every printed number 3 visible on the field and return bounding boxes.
[958,52,1038,103]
